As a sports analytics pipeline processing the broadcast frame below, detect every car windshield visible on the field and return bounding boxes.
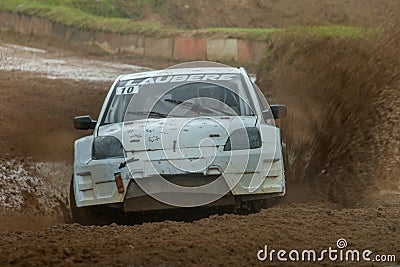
[102,73,255,124]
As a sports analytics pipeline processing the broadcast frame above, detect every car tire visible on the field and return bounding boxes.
[70,176,99,226]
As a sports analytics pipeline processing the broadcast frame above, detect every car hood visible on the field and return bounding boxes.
[98,116,257,152]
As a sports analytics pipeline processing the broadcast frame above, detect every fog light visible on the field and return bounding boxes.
[114,172,125,193]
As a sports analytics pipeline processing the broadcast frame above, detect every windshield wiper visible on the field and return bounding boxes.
[127,111,169,118]
[165,99,236,116]
[164,99,213,114]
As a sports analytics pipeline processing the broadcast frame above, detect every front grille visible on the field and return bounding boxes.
[161,174,221,187]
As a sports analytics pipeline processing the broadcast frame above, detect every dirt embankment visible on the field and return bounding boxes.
[256,18,400,207]
[141,0,399,29]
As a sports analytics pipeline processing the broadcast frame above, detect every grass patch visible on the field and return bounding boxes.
[2,0,161,18]
[192,26,377,41]
[286,25,379,39]
[0,1,378,40]
[0,0,173,36]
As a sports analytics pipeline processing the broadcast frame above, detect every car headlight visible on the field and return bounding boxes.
[224,127,261,151]
[92,136,124,160]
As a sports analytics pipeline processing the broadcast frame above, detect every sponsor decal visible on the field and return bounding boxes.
[116,74,236,95]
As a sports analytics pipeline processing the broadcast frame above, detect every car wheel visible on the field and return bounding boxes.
[70,176,99,226]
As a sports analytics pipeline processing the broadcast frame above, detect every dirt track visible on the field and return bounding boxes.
[0,43,399,266]
[1,17,400,267]
[1,203,400,266]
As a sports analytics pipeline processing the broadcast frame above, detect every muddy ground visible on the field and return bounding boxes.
[1,17,400,267]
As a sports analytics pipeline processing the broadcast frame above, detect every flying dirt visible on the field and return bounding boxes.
[0,17,400,267]
[256,19,400,207]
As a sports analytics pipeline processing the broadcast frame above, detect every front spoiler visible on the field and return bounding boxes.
[123,185,284,212]
[123,175,285,212]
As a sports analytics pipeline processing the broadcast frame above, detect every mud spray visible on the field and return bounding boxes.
[257,18,400,207]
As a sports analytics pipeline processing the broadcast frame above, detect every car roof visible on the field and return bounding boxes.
[119,67,242,81]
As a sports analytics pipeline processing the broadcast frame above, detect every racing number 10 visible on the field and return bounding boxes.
[121,86,138,94]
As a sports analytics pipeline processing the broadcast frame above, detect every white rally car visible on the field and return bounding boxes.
[71,63,286,225]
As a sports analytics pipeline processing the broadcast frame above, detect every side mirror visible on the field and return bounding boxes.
[74,116,97,130]
[263,104,287,119]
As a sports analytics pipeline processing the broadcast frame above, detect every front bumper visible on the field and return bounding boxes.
[73,154,285,210]
[123,175,285,212]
